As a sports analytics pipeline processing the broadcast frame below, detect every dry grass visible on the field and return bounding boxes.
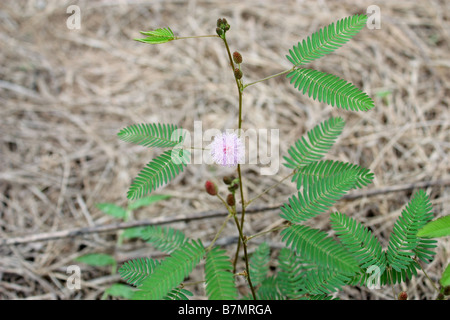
[0,0,449,300]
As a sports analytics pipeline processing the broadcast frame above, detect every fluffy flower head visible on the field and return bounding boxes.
[209,132,245,167]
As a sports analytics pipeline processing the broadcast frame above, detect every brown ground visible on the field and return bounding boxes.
[0,0,449,300]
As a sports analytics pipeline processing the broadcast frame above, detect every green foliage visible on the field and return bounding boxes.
[285,15,373,111]
[281,224,360,275]
[139,225,188,253]
[164,288,194,300]
[307,294,338,300]
[417,214,450,238]
[96,203,128,219]
[275,248,306,299]
[127,149,190,200]
[440,264,450,287]
[278,192,437,293]
[380,262,420,285]
[135,27,175,44]
[75,253,116,267]
[413,237,437,264]
[416,214,450,290]
[287,68,374,111]
[255,276,284,300]
[133,240,205,300]
[304,266,352,295]
[119,257,194,300]
[280,169,360,223]
[293,160,374,190]
[205,247,238,300]
[249,242,271,287]
[113,15,442,301]
[122,227,146,239]
[104,283,136,299]
[127,194,172,211]
[118,123,182,149]
[330,212,387,273]
[283,117,346,170]
[286,15,368,66]
[386,190,434,272]
[119,257,159,286]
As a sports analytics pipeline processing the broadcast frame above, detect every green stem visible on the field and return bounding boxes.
[174,35,220,40]
[243,67,295,90]
[221,35,256,300]
[233,166,245,270]
[216,194,232,213]
[414,257,440,293]
[232,211,256,300]
[387,267,396,299]
[206,212,233,252]
[247,223,290,241]
[207,194,234,253]
[246,171,295,207]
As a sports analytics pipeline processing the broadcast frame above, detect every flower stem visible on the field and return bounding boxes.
[231,209,256,300]
[414,257,440,293]
[247,222,290,241]
[221,34,256,300]
[246,171,295,207]
[206,211,233,252]
[243,67,295,90]
[174,35,220,40]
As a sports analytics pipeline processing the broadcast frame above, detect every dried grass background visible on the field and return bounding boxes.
[0,0,449,300]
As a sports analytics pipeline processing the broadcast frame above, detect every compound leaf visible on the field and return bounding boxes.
[135,27,175,44]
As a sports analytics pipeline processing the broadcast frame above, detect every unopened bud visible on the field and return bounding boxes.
[234,68,243,80]
[228,179,240,192]
[223,176,234,185]
[216,18,230,32]
[216,27,223,36]
[226,194,235,206]
[398,291,407,300]
[205,181,218,196]
[233,51,243,64]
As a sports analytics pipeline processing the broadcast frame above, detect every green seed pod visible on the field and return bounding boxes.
[216,27,223,36]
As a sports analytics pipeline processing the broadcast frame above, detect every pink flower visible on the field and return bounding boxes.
[209,132,245,167]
